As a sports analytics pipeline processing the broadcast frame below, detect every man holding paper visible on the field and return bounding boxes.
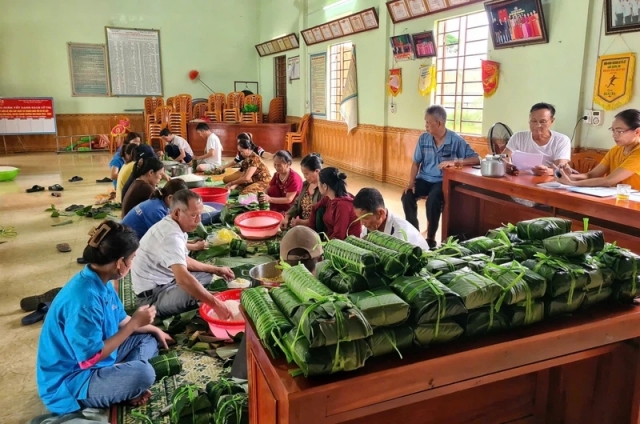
[504,103,571,176]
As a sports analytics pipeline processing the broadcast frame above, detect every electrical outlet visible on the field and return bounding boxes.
[390,103,397,114]
[591,110,603,126]
[583,110,593,125]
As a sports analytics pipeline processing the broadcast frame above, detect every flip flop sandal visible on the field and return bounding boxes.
[64,204,84,212]
[51,193,61,197]
[56,243,71,253]
[20,288,61,312]
[21,302,51,325]
[68,176,83,182]
[26,185,45,193]
[48,184,64,191]
[96,177,112,183]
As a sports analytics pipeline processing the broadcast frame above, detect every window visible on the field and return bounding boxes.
[328,41,352,121]
[274,55,287,115]
[434,11,489,135]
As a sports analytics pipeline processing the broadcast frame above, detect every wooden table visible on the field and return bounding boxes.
[246,305,640,423]
[442,167,640,251]
[187,122,293,156]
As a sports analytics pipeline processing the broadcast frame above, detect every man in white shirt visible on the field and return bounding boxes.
[193,122,223,171]
[132,189,234,318]
[160,128,194,164]
[354,188,430,250]
[504,102,571,176]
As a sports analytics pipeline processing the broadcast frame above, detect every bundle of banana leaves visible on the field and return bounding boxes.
[504,301,545,327]
[282,330,373,377]
[483,261,547,309]
[510,241,547,261]
[282,264,333,301]
[348,288,410,328]
[460,236,507,254]
[229,239,248,257]
[193,244,231,262]
[597,243,640,281]
[323,239,379,276]
[544,291,586,317]
[205,378,245,410]
[366,230,426,273]
[582,286,613,308]
[316,264,384,293]
[390,276,467,325]
[569,256,615,292]
[464,307,510,337]
[543,231,605,257]
[240,287,292,358]
[486,223,521,243]
[424,256,468,275]
[149,351,182,381]
[345,235,409,279]
[366,326,414,358]
[427,237,472,258]
[170,384,212,424]
[521,254,587,301]
[516,217,572,240]
[437,267,504,310]
[214,393,248,424]
[612,275,640,302]
[413,320,464,347]
[459,254,510,273]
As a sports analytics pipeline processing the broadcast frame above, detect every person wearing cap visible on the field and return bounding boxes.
[354,187,429,250]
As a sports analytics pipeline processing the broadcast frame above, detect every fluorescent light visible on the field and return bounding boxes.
[272,33,287,39]
[323,0,350,11]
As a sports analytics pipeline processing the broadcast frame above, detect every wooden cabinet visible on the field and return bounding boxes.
[245,306,640,424]
[187,122,293,156]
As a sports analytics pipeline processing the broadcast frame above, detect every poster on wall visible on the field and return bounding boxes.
[310,52,327,117]
[67,43,110,97]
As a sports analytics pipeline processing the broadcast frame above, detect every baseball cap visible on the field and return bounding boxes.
[280,226,323,261]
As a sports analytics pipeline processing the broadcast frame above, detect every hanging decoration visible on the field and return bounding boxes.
[387,68,402,97]
[188,69,215,94]
[340,45,358,135]
[593,53,636,111]
[481,60,500,98]
[418,64,436,96]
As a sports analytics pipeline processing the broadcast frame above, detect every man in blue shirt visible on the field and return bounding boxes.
[402,105,479,249]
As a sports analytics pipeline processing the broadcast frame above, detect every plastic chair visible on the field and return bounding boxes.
[174,94,193,121]
[208,93,226,112]
[267,97,285,124]
[570,152,605,174]
[155,106,173,125]
[192,103,208,119]
[285,114,311,157]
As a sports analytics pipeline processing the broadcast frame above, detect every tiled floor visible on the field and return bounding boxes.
[0,152,434,423]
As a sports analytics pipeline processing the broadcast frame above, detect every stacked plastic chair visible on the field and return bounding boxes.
[205,93,225,123]
[148,105,173,151]
[223,92,244,123]
[243,94,263,123]
[267,97,285,124]
[285,114,311,157]
[173,94,193,122]
[169,112,187,139]
[192,102,208,120]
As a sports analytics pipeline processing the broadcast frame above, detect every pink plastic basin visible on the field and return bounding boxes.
[199,289,245,340]
[234,210,282,240]
[191,187,230,204]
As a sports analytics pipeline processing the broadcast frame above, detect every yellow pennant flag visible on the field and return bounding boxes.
[418,65,436,96]
[593,53,635,111]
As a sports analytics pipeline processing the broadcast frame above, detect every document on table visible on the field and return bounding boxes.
[566,187,638,197]
[511,151,544,172]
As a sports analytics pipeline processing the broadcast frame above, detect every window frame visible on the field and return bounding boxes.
[327,41,352,122]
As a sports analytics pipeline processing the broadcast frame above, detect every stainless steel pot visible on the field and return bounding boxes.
[249,261,283,288]
[165,163,192,177]
[480,154,507,178]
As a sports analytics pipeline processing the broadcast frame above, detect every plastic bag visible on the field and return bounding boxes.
[207,228,240,246]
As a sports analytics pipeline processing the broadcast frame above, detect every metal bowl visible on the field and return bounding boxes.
[165,163,192,177]
[249,261,283,288]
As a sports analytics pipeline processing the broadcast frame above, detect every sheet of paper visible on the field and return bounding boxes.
[566,187,619,197]
[511,151,544,171]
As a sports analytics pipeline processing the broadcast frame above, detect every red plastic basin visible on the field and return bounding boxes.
[234,210,282,240]
[191,187,230,204]
[199,289,245,340]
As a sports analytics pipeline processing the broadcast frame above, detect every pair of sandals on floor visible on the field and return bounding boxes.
[26,176,84,194]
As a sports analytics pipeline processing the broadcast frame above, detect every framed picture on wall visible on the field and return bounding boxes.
[605,0,640,34]
[412,31,437,58]
[339,18,354,34]
[302,30,316,45]
[484,0,549,49]
[320,25,333,39]
[312,28,324,41]
[390,34,415,61]
[289,34,299,47]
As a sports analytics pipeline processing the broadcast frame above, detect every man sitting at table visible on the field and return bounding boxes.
[193,122,223,172]
[402,105,479,249]
[354,188,429,250]
[131,189,234,319]
[160,128,194,164]
[504,102,571,176]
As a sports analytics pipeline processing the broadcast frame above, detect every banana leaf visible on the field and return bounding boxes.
[270,286,305,320]
[316,264,385,294]
[283,330,372,377]
[582,287,613,308]
[424,256,468,275]
[522,255,587,300]
[510,242,547,261]
[149,352,182,381]
[170,385,211,423]
[437,267,503,310]
[209,255,275,268]
[214,394,249,424]
[464,307,510,338]
[483,261,547,309]
[367,325,414,358]
[516,217,572,241]
[289,297,373,348]
[543,231,605,257]
[568,257,615,292]
[427,237,472,258]
[413,320,464,347]
[193,244,231,262]
[505,301,545,327]
[390,276,467,325]
[597,243,640,281]
[612,276,640,302]
[460,236,507,254]
[177,413,212,424]
[348,288,410,328]
[486,223,521,243]
[206,378,245,410]
[460,254,510,273]
[544,291,586,317]
[220,203,258,226]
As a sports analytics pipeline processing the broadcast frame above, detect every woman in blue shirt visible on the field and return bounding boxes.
[108,132,141,187]
[36,220,173,414]
[122,179,188,239]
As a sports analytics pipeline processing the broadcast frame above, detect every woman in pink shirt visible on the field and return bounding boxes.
[261,150,303,214]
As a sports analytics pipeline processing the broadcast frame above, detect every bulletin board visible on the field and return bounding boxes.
[309,53,327,117]
[67,43,110,97]
[105,27,163,96]
[0,97,57,135]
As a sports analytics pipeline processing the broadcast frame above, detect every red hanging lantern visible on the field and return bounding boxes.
[188,70,200,81]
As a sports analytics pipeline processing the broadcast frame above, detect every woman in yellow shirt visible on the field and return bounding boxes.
[555,109,640,190]
[115,144,138,202]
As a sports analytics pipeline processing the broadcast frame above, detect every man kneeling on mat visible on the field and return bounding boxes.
[131,189,234,319]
